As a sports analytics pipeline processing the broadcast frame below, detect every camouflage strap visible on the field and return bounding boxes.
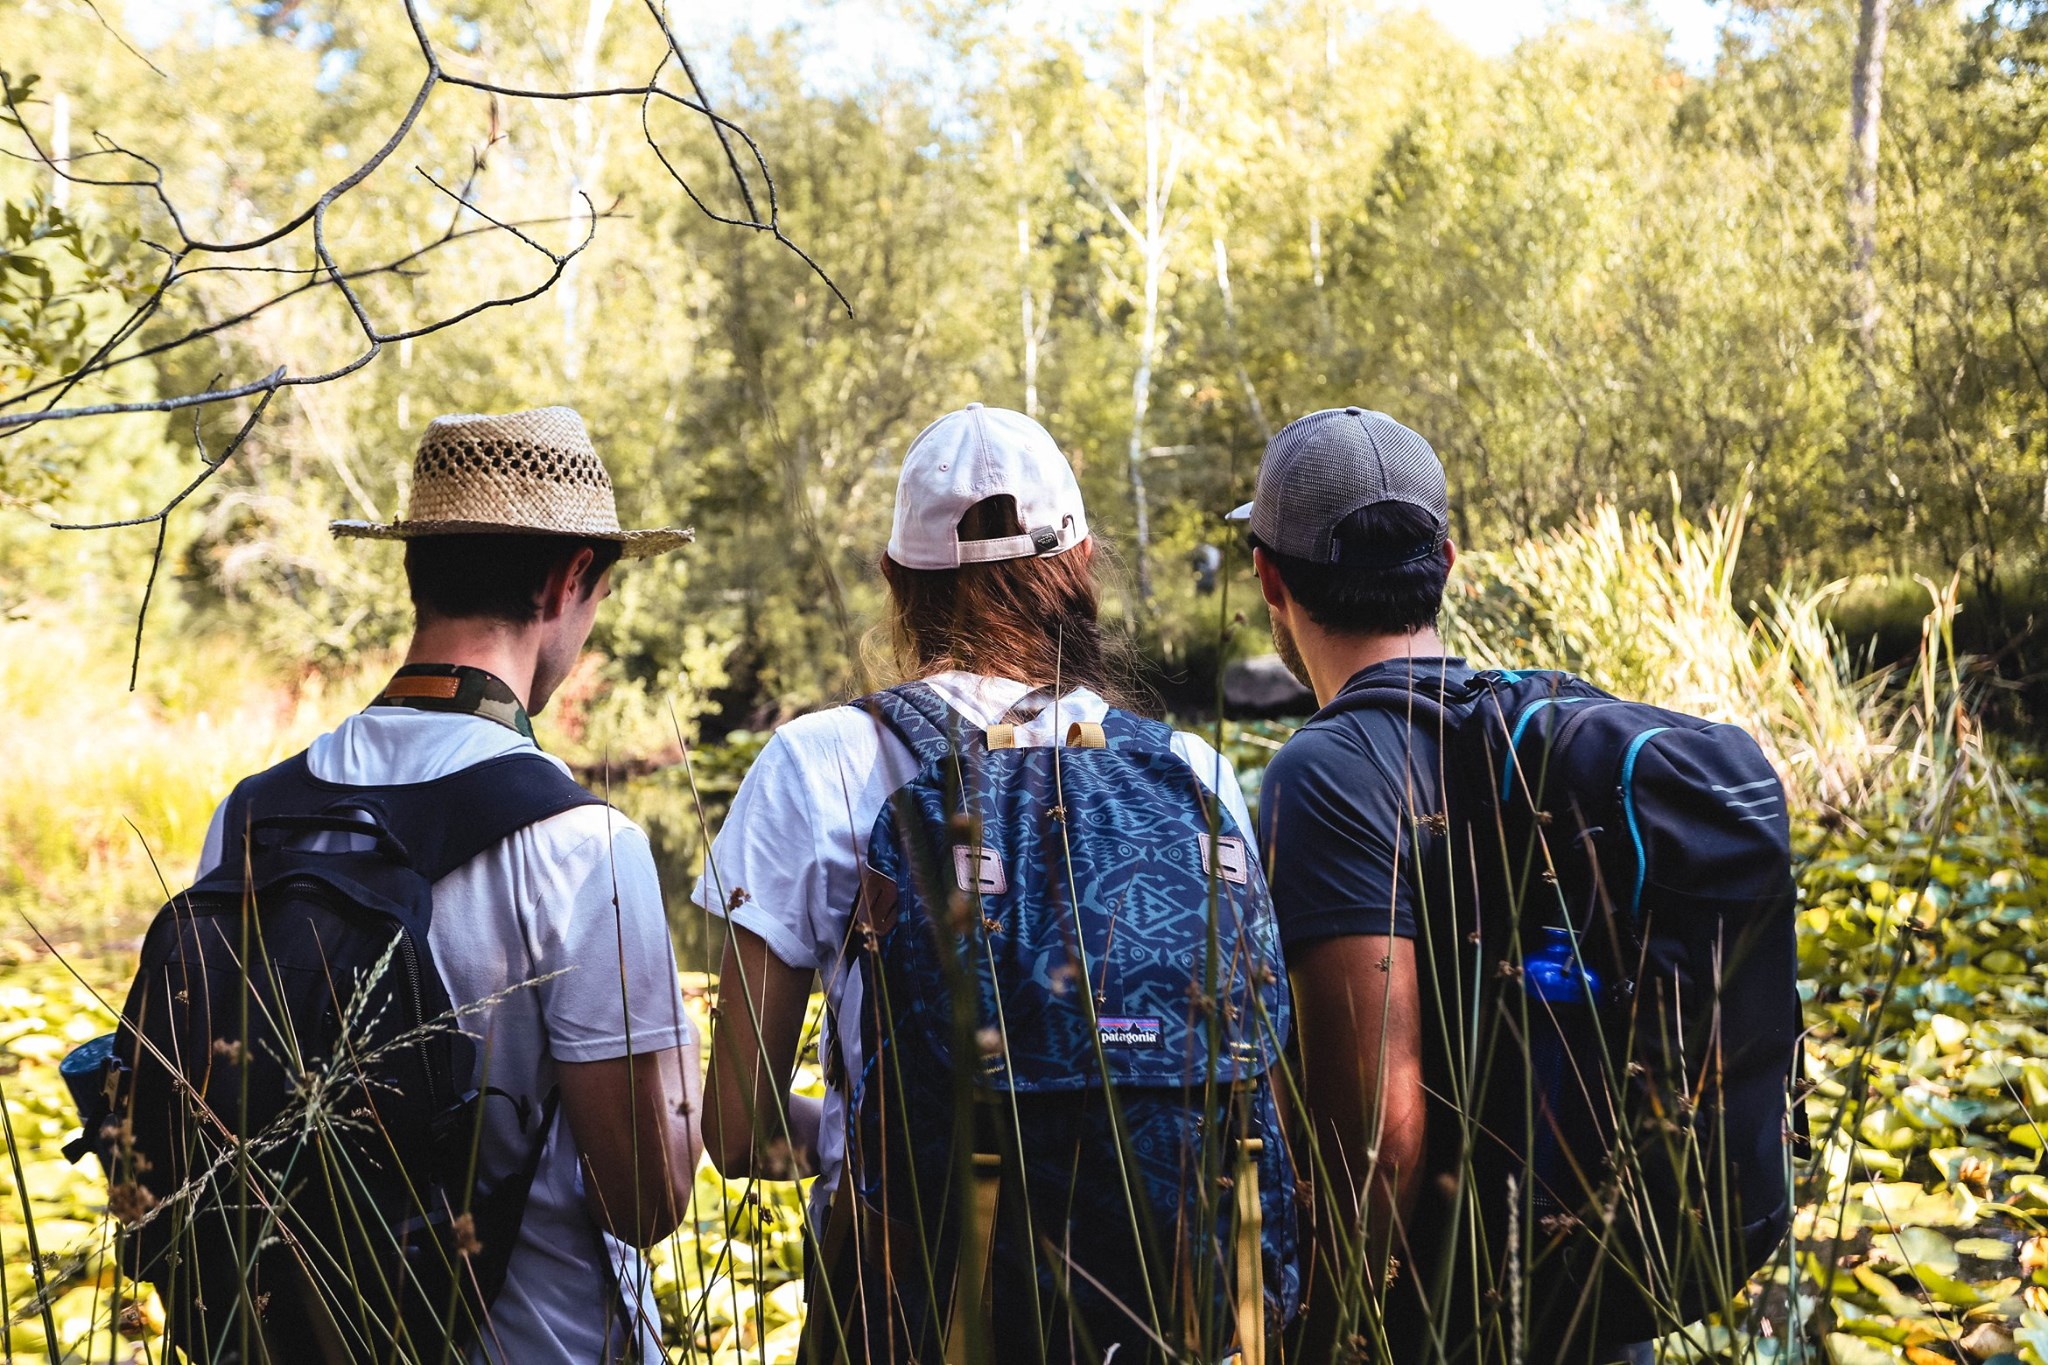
[368,663,535,740]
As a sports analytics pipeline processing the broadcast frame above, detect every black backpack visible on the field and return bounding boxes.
[1324,668,1802,1355]
[70,749,601,1364]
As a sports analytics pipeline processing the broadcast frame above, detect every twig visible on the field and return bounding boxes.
[0,0,849,685]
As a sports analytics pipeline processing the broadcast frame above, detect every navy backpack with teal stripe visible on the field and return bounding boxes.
[1322,668,1801,1354]
[827,682,1297,1364]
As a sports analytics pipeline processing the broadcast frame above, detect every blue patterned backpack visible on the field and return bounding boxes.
[821,683,1298,1364]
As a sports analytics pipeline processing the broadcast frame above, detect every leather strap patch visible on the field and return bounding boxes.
[856,863,900,938]
[380,675,462,700]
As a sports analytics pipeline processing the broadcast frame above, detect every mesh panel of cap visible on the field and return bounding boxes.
[1248,408,1448,564]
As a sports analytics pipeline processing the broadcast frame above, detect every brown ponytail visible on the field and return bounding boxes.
[880,496,1138,706]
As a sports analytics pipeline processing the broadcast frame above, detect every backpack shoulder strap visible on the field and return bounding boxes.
[380,752,607,881]
[1311,666,1597,726]
[856,682,977,768]
[1095,705,1175,753]
[212,751,319,876]
[205,750,602,887]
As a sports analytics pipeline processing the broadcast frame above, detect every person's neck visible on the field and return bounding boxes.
[1300,625,1447,708]
[401,619,541,711]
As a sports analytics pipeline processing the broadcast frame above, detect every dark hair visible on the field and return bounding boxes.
[404,533,623,625]
[1257,501,1449,637]
[881,496,1134,704]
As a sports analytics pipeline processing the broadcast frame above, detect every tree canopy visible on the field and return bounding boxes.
[3,0,2043,721]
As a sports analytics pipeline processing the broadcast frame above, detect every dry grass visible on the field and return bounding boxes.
[0,610,387,948]
[1445,492,2011,825]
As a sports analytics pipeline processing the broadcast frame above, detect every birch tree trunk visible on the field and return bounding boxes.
[1127,253,1158,601]
[1847,0,1891,359]
[1119,5,1179,603]
[1087,4,1187,603]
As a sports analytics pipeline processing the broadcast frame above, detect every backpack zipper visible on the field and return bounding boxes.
[1618,727,1672,921]
[394,930,443,1109]
[1503,696,1605,799]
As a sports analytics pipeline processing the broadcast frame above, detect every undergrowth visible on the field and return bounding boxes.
[2,501,2044,1363]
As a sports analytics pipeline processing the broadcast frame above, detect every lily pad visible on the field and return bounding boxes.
[1890,1225,1961,1276]
[1930,1014,1972,1052]
[1956,1237,2013,1261]
[1826,1331,1907,1364]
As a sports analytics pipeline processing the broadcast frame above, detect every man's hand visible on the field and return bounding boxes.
[1290,934,1425,1343]
[559,1037,703,1248]
[703,924,820,1180]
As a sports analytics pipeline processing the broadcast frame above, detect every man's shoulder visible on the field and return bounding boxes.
[1266,713,1371,776]
[1265,701,1448,814]
[510,800,649,865]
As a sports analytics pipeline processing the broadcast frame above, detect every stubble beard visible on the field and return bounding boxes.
[1270,615,1312,693]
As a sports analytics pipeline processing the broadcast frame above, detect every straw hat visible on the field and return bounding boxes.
[331,406,692,557]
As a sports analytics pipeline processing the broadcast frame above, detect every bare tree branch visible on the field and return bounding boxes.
[60,0,169,81]
[0,0,849,684]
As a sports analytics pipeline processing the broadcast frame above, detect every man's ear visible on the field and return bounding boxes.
[1251,547,1289,613]
[540,546,599,621]
[1442,538,1458,575]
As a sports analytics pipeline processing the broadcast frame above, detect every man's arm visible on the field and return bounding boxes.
[1290,934,1426,1342]
[559,1034,703,1248]
[703,924,821,1180]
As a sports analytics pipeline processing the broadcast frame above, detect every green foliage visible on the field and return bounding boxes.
[1772,786,2048,1365]
[5,0,2043,711]
[0,74,143,397]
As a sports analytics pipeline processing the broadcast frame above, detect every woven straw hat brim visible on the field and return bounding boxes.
[332,519,693,559]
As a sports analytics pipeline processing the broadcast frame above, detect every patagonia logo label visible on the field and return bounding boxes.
[1098,1016,1162,1048]
[1197,833,1250,885]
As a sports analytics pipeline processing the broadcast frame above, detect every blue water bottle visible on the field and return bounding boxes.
[1523,925,1603,1219]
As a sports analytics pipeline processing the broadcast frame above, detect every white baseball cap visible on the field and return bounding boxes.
[886,403,1090,570]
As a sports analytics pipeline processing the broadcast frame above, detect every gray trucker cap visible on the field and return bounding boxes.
[1226,406,1449,566]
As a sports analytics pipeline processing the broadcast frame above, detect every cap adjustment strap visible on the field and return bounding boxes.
[954,523,1069,565]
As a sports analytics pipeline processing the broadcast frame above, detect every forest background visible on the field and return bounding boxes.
[3,0,2048,1362]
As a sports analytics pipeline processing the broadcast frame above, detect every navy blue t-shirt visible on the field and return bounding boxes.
[1258,657,1477,949]
[1260,656,1480,1359]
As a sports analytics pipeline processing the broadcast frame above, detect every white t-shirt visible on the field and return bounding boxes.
[691,673,1258,1230]
[198,709,693,1365]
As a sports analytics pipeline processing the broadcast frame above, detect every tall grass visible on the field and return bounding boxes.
[1,503,2038,1365]
[1445,493,2012,824]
